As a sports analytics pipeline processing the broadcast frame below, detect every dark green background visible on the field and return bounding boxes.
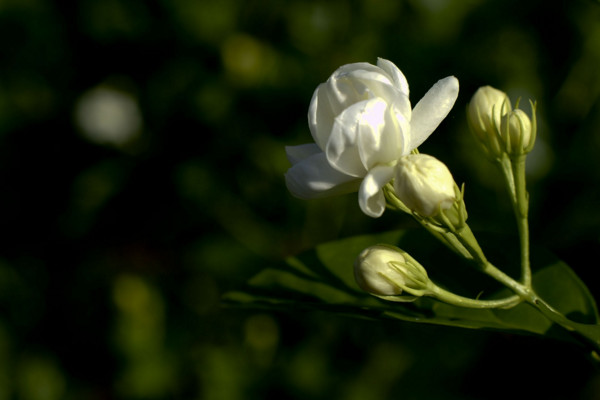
[1,0,600,398]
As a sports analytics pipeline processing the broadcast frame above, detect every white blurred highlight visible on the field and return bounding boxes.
[75,86,142,147]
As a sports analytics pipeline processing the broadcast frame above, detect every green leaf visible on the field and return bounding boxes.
[532,257,599,324]
[223,230,599,343]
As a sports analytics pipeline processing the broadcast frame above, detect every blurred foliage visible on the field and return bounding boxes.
[0,0,599,398]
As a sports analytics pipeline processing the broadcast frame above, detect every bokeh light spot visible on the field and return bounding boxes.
[74,85,142,148]
[221,33,276,87]
[16,356,66,400]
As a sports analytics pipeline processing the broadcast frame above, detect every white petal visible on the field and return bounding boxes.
[325,100,371,177]
[324,65,372,115]
[308,84,335,150]
[333,62,383,80]
[409,76,459,150]
[358,164,395,218]
[344,72,412,119]
[328,63,395,107]
[285,143,321,165]
[377,58,409,97]
[357,98,404,170]
[344,71,412,118]
[390,100,412,155]
[285,151,360,199]
[348,68,393,86]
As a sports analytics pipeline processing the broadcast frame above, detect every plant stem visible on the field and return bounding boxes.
[453,228,600,353]
[452,225,532,298]
[498,154,532,287]
[499,155,517,204]
[429,284,521,309]
[511,155,532,287]
[385,176,600,352]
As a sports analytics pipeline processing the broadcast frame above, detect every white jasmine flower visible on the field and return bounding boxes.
[285,58,459,217]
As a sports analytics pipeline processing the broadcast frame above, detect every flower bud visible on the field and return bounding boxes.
[500,108,534,155]
[467,86,511,157]
[394,154,456,217]
[354,245,429,299]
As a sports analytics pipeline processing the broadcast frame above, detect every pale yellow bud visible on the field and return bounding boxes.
[467,86,511,157]
[354,245,429,298]
[500,109,533,155]
[394,154,456,217]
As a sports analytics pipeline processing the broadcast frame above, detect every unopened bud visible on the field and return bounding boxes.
[467,86,511,157]
[500,106,535,155]
[394,154,456,217]
[354,245,430,299]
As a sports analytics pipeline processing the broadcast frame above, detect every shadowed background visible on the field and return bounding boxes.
[1,0,600,398]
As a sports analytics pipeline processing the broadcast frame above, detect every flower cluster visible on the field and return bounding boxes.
[467,86,536,157]
[284,58,459,218]
[278,59,600,354]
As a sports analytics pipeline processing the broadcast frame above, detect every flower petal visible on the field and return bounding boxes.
[344,69,393,96]
[390,100,412,155]
[327,62,399,111]
[309,61,413,151]
[327,98,409,176]
[357,98,405,170]
[377,58,409,97]
[324,64,378,115]
[342,70,412,118]
[312,69,390,149]
[308,84,335,150]
[409,76,459,150]
[325,100,371,177]
[334,62,381,76]
[285,143,321,165]
[358,164,395,218]
[285,151,360,199]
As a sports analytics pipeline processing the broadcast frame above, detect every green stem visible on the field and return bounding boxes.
[383,183,410,214]
[451,231,600,352]
[423,223,473,261]
[385,178,600,352]
[416,224,532,311]
[497,154,532,287]
[385,183,476,261]
[454,225,487,265]
[499,155,517,204]
[429,284,521,309]
[511,155,532,287]
[451,225,532,298]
